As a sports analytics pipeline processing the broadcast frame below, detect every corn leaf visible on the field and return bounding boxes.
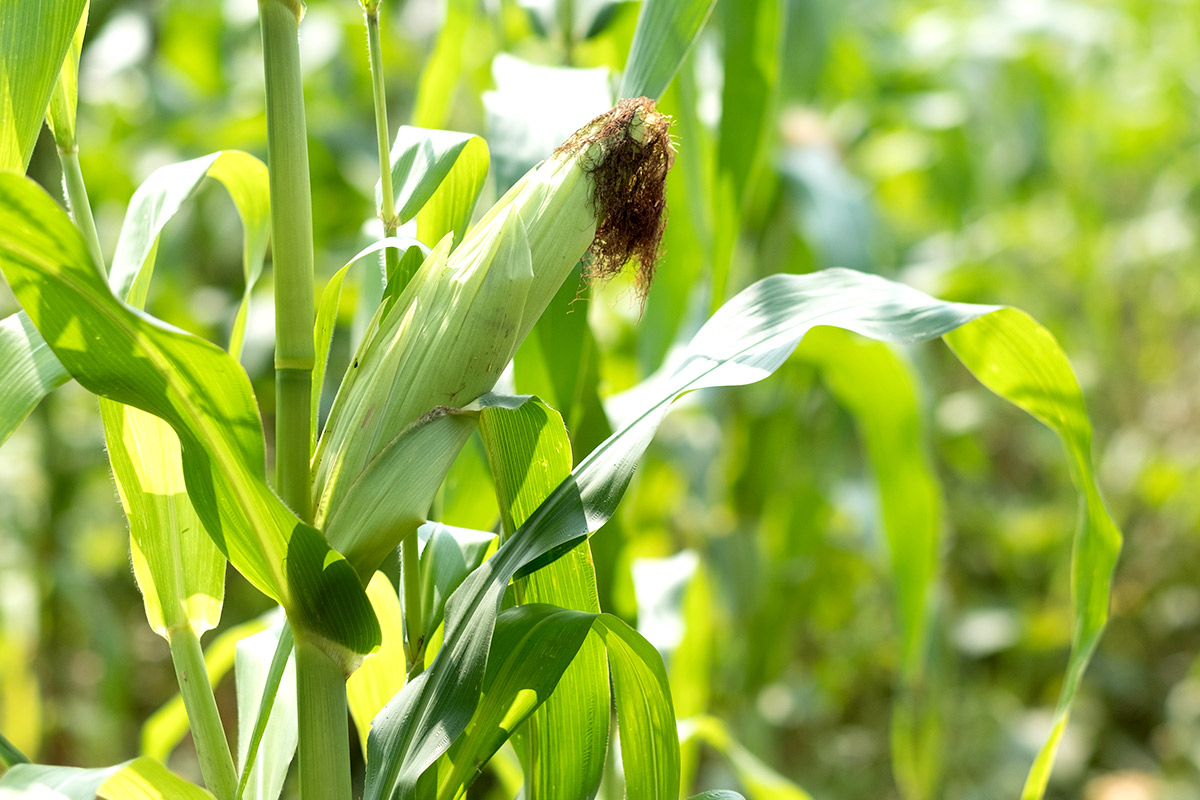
[477,397,609,799]
[619,0,716,100]
[0,172,380,662]
[689,793,747,800]
[945,309,1122,800]
[0,758,212,800]
[364,267,1118,799]
[381,127,487,250]
[43,2,88,152]
[418,523,496,644]
[0,0,88,171]
[235,621,297,800]
[107,150,270,359]
[101,151,269,641]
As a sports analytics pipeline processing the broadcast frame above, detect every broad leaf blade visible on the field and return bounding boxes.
[383,127,486,247]
[0,0,88,171]
[0,173,380,661]
[0,758,212,800]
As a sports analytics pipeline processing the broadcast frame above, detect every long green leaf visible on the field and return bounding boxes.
[0,0,88,171]
[0,172,380,663]
[411,0,473,130]
[619,0,716,100]
[348,573,408,756]
[381,127,487,242]
[364,267,1117,799]
[478,397,609,799]
[945,309,1121,799]
[43,1,88,152]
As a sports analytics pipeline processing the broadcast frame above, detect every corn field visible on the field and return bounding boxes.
[0,1,1190,799]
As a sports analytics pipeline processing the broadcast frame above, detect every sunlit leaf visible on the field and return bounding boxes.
[411,0,473,130]
[0,173,380,662]
[44,1,89,151]
[348,573,407,755]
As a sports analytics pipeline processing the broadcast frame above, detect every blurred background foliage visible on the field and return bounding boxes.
[0,0,1194,798]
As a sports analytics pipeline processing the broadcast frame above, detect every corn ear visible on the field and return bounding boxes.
[314,98,674,577]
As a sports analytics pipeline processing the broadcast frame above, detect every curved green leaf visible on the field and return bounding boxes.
[365,267,1117,800]
[0,0,88,171]
[800,327,943,797]
[619,0,716,101]
[0,172,380,663]
[43,1,88,152]
[411,0,473,130]
[945,308,1121,799]
[107,150,270,359]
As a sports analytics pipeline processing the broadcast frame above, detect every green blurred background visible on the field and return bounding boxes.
[1,0,1195,798]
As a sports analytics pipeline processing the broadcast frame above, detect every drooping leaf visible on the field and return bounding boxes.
[0,172,380,663]
[364,268,1117,800]
[418,523,496,644]
[0,0,89,171]
[106,150,270,359]
[945,308,1122,800]
[618,0,716,100]
[799,327,944,797]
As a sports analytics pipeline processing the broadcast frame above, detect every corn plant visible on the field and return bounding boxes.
[0,1,1121,799]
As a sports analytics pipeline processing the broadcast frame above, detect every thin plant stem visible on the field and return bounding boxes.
[58,148,105,274]
[259,4,346,800]
[260,0,315,521]
[365,2,426,675]
[168,629,238,800]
